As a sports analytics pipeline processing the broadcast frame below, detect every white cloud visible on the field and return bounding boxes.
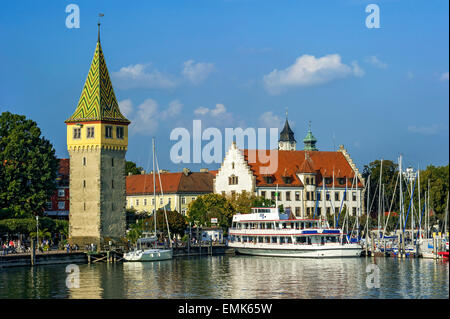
[111,64,178,89]
[123,98,183,135]
[263,54,364,94]
[182,60,215,84]
[407,124,446,135]
[441,71,449,81]
[259,111,284,130]
[118,99,133,118]
[365,55,387,69]
[194,103,227,117]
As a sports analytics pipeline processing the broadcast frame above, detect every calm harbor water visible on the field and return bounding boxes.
[0,256,448,299]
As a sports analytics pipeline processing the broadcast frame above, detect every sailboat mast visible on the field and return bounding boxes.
[152,137,157,240]
[378,159,383,239]
[418,169,421,240]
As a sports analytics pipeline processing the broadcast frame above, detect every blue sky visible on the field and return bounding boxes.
[0,0,448,173]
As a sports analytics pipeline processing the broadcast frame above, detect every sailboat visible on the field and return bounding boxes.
[124,138,173,262]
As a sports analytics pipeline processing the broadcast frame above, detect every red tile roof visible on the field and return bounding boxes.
[126,171,215,195]
[126,172,183,195]
[242,150,363,188]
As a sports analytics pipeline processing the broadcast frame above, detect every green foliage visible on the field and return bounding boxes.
[126,221,143,244]
[125,161,143,176]
[0,112,58,217]
[143,210,187,238]
[187,193,235,230]
[30,228,51,242]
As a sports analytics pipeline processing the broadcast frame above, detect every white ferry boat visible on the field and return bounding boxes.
[228,207,362,258]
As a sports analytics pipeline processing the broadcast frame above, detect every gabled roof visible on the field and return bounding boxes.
[65,39,130,124]
[242,149,363,188]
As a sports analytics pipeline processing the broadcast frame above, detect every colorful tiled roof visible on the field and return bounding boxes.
[242,149,363,188]
[65,39,130,124]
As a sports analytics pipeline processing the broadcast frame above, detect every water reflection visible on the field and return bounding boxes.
[0,257,448,299]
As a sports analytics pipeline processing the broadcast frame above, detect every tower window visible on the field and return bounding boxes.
[87,127,95,138]
[105,126,113,138]
[83,157,86,166]
[73,128,81,139]
[83,180,86,188]
[116,127,124,139]
[111,158,114,167]
[228,175,238,185]
[232,162,235,169]
[111,180,114,189]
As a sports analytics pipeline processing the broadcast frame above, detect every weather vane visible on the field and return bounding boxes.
[98,13,104,42]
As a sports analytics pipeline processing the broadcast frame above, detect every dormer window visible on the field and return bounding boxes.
[338,178,345,185]
[282,175,292,184]
[325,177,332,184]
[305,177,310,185]
[263,175,273,184]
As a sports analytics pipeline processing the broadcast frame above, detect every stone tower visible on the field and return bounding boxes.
[278,114,296,151]
[65,24,130,247]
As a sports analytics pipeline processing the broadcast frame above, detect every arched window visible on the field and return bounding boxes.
[305,177,310,185]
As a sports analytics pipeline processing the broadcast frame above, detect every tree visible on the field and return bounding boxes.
[125,161,143,176]
[145,210,187,238]
[187,193,235,231]
[0,112,58,218]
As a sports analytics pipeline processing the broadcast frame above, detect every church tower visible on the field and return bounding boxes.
[65,24,130,247]
[278,112,296,151]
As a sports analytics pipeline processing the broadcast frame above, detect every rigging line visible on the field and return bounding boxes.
[154,146,172,247]
[381,173,399,242]
[403,176,417,232]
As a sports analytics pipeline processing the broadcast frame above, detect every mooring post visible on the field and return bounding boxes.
[30,240,35,266]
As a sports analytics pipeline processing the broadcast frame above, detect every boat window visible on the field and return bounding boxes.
[296,236,306,244]
[271,236,277,243]
[287,237,292,244]
[280,237,285,244]
[258,237,263,243]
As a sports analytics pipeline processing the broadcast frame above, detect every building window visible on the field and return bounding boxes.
[152,198,155,205]
[295,207,300,216]
[327,207,331,215]
[326,192,330,201]
[116,126,124,139]
[111,179,114,189]
[84,202,86,211]
[353,207,357,215]
[58,201,65,210]
[285,191,291,201]
[317,207,321,216]
[277,192,281,201]
[335,207,339,215]
[325,177,332,184]
[305,177,310,185]
[191,197,196,202]
[228,175,238,185]
[181,210,186,216]
[307,207,311,215]
[111,158,114,167]
[144,198,147,206]
[58,189,65,197]
[46,202,52,210]
[306,192,310,201]
[352,192,357,201]
[335,193,340,201]
[136,199,139,206]
[73,127,81,139]
[338,178,345,185]
[232,162,235,169]
[87,127,95,138]
[105,126,113,138]
[261,191,266,198]
[271,192,276,201]
[295,192,300,201]
[181,197,186,204]
[83,180,86,188]
[317,192,321,201]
